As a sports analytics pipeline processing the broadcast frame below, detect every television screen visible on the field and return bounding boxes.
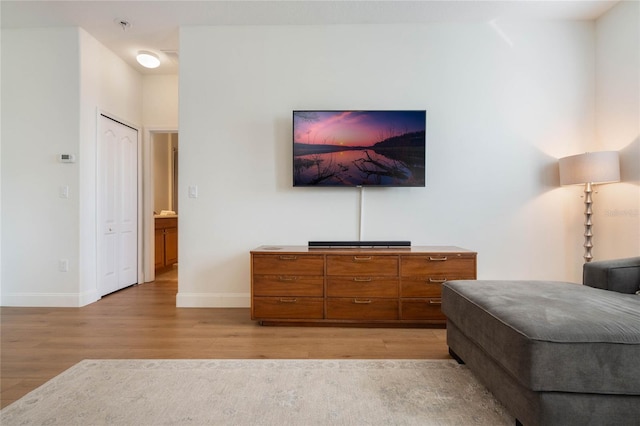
[293,110,426,187]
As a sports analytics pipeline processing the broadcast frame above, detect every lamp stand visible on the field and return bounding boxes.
[583,182,594,263]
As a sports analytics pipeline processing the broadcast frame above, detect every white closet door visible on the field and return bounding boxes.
[98,114,138,296]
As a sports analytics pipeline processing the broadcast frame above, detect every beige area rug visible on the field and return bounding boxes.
[1,359,513,426]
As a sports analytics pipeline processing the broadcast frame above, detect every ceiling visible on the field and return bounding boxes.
[1,0,619,75]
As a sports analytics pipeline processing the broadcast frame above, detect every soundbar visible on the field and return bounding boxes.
[308,241,411,248]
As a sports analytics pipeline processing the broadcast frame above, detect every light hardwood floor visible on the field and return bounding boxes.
[0,267,449,408]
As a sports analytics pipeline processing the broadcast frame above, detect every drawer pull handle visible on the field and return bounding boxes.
[428,278,447,283]
[353,299,372,304]
[429,299,442,305]
[353,277,373,282]
[429,256,448,261]
[353,256,372,262]
[279,298,297,303]
[279,255,298,261]
[278,276,298,281]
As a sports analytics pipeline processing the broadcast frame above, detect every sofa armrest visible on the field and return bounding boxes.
[583,257,640,294]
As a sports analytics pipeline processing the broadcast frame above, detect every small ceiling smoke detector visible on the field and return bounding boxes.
[117,19,131,31]
[136,51,160,69]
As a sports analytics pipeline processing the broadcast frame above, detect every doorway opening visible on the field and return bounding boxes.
[153,133,179,216]
[143,130,179,283]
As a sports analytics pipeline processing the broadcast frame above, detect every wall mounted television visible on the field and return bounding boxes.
[293,110,426,187]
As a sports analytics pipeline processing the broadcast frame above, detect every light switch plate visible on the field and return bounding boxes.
[188,185,198,198]
[59,185,69,198]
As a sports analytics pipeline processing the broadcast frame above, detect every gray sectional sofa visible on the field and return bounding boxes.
[442,257,640,426]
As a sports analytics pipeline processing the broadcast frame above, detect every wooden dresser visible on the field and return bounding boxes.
[251,245,476,327]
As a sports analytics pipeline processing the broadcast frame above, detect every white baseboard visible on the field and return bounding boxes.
[176,292,250,308]
[2,291,251,308]
[1,291,97,307]
[79,290,101,307]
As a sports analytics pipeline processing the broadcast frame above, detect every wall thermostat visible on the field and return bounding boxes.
[59,154,76,163]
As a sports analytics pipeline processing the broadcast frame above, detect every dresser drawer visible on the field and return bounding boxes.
[327,277,398,298]
[401,255,475,277]
[155,217,177,229]
[326,255,398,276]
[253,275,323,297]
[401,299,445,320]
[253,297,324,319]
[401,277,444,298]
[326,298,398,320]
[253,254,324,276]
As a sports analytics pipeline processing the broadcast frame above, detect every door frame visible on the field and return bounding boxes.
[143,127,179,283]
[96,110,144,290]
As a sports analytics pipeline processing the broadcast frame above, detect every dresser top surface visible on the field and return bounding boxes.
[251,245,476,254]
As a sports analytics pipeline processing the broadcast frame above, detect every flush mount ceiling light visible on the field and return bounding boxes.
[136,51,160,69]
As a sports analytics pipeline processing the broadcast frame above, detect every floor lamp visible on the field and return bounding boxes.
[559,151,620,263]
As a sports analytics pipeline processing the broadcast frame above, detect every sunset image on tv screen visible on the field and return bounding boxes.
[293,110,426,187]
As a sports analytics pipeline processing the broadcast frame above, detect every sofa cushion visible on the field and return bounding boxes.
[442,280,640,395]
[583,257,640,294]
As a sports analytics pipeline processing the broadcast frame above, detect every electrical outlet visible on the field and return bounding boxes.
[58,259,69,272]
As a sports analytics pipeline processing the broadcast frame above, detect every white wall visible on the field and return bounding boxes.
[594,0,640,260]
[1,28,81,305]
[1,27,142,306]
[78,28,143,304]
[178,21,597,307]
[143,75,179,129]
[0,26,3,304]
[2,10,635,308]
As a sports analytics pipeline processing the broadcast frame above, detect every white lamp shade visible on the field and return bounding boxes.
[559,151,620,185]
